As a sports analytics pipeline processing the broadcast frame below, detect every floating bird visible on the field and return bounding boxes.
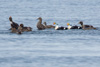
[18,24,32,32]
[67,23,82,29]
[78,21,96,30]
[43,22,55,29]
[9,16,19,29]
[11,28,22,34]
[37,17,45,30]
[53,22,68,30]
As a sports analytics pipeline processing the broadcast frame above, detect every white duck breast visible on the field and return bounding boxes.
[68,25,72,29]
[55,25,59,30]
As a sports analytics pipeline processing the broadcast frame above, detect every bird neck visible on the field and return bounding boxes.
[9,17,13,22]
[9,19,14,24]
[10,21,13,24]
[80,23,84,27]
[38,19,42,24]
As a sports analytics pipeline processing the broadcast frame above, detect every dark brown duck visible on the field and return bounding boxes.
[43,22,55,29]
[11,27,22,34]
[37,17,45,30]
[18,24,32,32]
[79,21,96,30]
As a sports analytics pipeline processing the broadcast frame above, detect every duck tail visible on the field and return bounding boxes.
[91,26,97,30]
[93,27,97,29]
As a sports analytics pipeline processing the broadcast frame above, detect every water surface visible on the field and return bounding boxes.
[0,0,100,67]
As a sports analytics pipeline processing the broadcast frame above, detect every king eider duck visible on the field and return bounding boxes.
[67,23,82,29]
[43,22,55,29]
[9,16,19,30]
[78,21,96,30]
[18,24,32,32]
[53,22,68,30]
[37,17,45,30]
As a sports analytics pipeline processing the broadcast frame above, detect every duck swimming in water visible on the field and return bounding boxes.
[37,17,45,30]
[18,24,32,32]
[11,27,22,34]
[67,23,82,29]
[9,16,19,29]
[78,21,96,30]
[53,22,68,30]
[43,22,55,29]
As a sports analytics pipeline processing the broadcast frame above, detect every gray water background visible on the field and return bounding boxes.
[0,0,100,67]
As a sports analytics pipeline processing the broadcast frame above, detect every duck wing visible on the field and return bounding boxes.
[37,24,45,30]
[22,27,32,31]
[83,25,96,30]
[46,25,55,28]
[84,25,91,28]
[71,26,78,29]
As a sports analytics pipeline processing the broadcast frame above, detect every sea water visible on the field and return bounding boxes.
[0,0,100,67]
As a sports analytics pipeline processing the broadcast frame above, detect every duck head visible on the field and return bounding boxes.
[9,16,13,24]
[67,23,70,26]
[9,16,12,21]
[37,17,42,23]
[53,22,58,25]
[78,21,83,25]
[43,22,47,25]
[20,24,24,28]
[37,17,42,20]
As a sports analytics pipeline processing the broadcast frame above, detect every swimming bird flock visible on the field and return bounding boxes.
[9,16,97,34]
